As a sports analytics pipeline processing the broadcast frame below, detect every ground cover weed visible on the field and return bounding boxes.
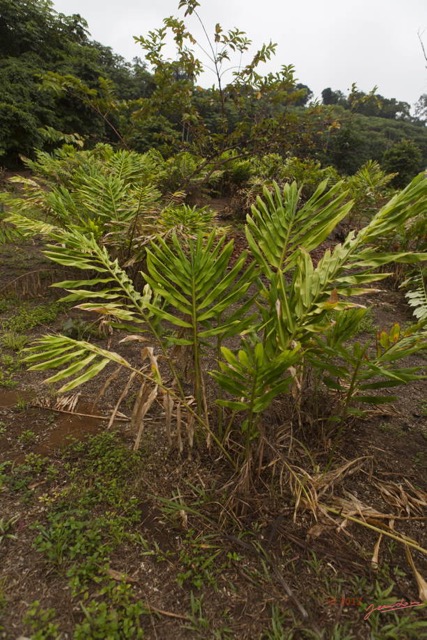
[23,601,60,640]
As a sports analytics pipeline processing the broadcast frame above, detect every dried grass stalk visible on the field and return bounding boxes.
[92,365,122,412]
[108,371,136,429]
[133,384,158,451]
[405,546,427,602]
[176,402,182,453]
[163,392,174,447]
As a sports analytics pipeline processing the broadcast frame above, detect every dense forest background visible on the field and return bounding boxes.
[1,0,427,186]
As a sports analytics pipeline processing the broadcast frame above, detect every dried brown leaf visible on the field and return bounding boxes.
[405,546,427,602]
[133,384,158,450]
[371,534,383,570]
[107,568,138,583]
[108,371,135,429]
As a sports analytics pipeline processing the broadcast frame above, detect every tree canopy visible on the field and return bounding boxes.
[1,0,426,183]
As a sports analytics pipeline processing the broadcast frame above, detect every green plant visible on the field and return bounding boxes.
[0,461,11,490]
[13,174,427,480]
[159,203,217,236]
[17,429,37,445]
[0,353,19,388]
[73,579,148,639]
[403,268,427,322]
[211,337,301,458]
[3,147,166,260]
[177,530,222,589]
[184,593,210,635]
[23,600,60,640]
[346,159,396,223]
[34,508,107,563]
[143,230,256,419]
[356,307,375,333]
[264,604,288,640]
[0,514,19,545]
[0,331,29,350]
[309,317,426,419]
[1,301,64,334]
[22,453,51,474]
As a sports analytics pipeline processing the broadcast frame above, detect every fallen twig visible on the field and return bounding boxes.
[30,404,130,422]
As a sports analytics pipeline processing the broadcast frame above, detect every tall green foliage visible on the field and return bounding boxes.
[8,171,427,479]
[0,0,153,164]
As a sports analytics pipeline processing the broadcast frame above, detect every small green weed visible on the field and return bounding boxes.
[34,508,108,566]
[419,401,427,417]
[74,582,146,639]
[61,317,98,340]
[0,298,13,314]
[357,309,375,334]
[366,607,427,639]
[1,301,64,334]
[184,593,210,634]
[378,421,399,434]
[31,433,143,596]
[23,453,53,475]
[4,454,54,493]
[0,461,11,489]
[0,331,29,351]
[0,354,19,388]
[0,372,16,388]
[24,600,60,640]
[0,354,14,368]
[18,429,38,446]
[177,530,227,590]
[263,604,287,640]
[64,432,142,484]
[0,514,19,545]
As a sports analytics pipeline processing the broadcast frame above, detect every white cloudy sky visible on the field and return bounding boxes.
[52,0,427,106]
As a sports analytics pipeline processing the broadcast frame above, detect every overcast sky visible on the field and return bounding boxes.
[52,0,427,107]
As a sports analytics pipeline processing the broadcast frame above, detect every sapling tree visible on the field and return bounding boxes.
[131,0,307,161]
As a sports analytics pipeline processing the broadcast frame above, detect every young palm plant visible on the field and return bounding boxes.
[211,176,427,465]
[143,231,257,422]
[12,173,427,475]
[20,226,255,455]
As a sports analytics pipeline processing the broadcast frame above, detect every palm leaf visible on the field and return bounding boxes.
[246,180,352,274]
[405,269,427,322]
[24,336,132,393]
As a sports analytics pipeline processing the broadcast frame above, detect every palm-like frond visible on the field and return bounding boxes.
[358,173,427,245]
[24,336,132,393]
[245,180,352,275]
[41,230,153,326]
[158,204,217,237]
[144,231,256,340]
[144,231,257,413]
[0,219,22,245]
[309,321,427,416]
[4,147,165,254]
[212,339,301,437]
[405,269,427,322]
[348,160,396,197]
[249,175,427,349]
[4,213,60,239]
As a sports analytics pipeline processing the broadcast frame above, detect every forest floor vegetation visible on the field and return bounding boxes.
[0,228,426,640]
